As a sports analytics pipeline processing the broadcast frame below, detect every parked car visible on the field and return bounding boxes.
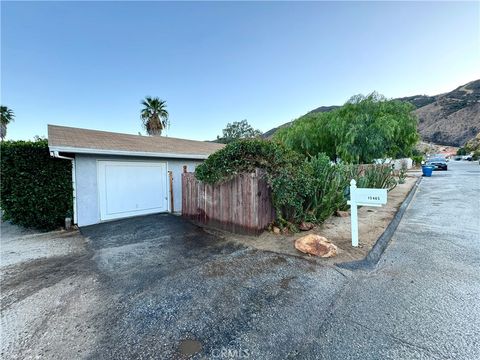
[426,157,448,170]
[463,155,473,161]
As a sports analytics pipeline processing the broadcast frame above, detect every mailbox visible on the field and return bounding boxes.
[347,179,388,247]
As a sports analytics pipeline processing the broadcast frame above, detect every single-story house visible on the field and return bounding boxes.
[48,125,224,226]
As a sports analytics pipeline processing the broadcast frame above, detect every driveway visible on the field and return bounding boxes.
[81,215,350,359]
[1,213,349,359]
[1,161,479,359]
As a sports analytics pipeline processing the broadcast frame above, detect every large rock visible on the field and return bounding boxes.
[294,234,337,258]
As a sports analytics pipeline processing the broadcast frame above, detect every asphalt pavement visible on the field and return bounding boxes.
[312,160,480,359]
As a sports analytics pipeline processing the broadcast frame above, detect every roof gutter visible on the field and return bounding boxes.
[50,150,77,225]
[48,146,211,160]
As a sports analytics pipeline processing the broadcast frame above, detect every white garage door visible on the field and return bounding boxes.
[98,161,168,221]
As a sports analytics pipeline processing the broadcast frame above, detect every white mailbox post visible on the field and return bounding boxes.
[347,179,387,247]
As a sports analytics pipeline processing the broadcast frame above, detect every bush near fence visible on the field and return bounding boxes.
[0,140,73,230]
[194,139,398,231]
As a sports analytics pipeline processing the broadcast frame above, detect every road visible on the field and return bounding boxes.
[1,161,479,359]
[315,160,480,359]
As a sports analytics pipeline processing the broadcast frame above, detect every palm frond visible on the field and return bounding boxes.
[139,97,169,136]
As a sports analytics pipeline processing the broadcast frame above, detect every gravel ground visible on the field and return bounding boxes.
[1,222,87,267]
[0,222,100,359]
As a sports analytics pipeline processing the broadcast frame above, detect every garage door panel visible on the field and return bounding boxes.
[98,161,167,221]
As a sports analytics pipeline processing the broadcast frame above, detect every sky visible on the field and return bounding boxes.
[1,1,479,141]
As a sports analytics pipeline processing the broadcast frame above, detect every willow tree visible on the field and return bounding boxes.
[140,97,169,136]
[274,93,419,164]
[274,112,337,160]
[333,93,419,163]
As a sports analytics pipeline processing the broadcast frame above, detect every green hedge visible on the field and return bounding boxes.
[1,140,73,230]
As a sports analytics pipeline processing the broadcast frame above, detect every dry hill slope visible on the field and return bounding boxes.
[414,80,479,146]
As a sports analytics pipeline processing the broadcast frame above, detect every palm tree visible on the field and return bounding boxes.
[140,97,169,136]
[1,106,15,142]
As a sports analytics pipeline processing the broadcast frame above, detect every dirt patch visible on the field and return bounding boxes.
[0,222,102,359]
[219,175,419,264]
[0,225,87,268]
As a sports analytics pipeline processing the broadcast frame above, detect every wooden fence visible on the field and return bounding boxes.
[182,169,275,234]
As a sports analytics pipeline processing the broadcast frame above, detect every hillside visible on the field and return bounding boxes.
[264,80,480,146]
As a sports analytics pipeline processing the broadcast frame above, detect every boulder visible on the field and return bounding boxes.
[298,222,314,231]
[335,210,349,217]
[294,234,337,258]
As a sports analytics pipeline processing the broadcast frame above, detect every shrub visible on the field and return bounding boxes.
[305,154,354,222]
[473,150,480,161]
[195,140,399,230]
[195,139,313,227]
[0,139,73,230]
[195,138,302,183]
[357,165,398,190]
[269,161,314,226]
[304,157,397,223]
[411,155,424,166]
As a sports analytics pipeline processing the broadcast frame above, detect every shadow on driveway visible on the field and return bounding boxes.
[81,214,245,288]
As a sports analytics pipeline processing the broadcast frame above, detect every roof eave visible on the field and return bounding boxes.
[48,145,211,160]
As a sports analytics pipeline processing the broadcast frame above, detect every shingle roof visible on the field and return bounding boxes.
[48,125,224,159]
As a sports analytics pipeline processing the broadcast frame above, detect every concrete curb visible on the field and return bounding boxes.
[336,176,422,271]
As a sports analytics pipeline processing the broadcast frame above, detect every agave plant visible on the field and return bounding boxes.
[140,97,169,136]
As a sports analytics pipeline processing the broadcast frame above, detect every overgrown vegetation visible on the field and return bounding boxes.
[473,150,480,161]
[195,139,310,225]
[195,139,399,230]
[463,134,480,160]
[0,139,73,230]
[274,93,419,164]
[465,132,480,154]
[197,93,412,230]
